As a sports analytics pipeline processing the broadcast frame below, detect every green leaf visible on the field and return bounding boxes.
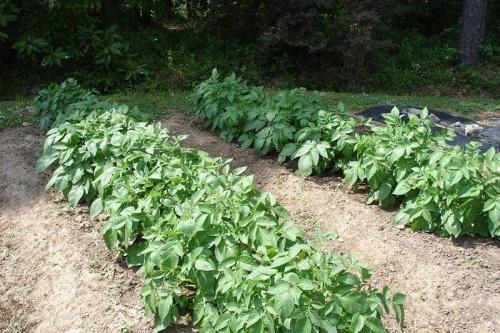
[294,141,314,157]
[365,317,386,333]
[293,317,312,333]
[246,310,262,328]
[193,300,205,325]
[271,255,291,268]
[195,258,216,271]
[35,154,57,173]
[393,182,411,196]
[344,167,358,186]
[298,279,314,291]
[158,295,173,321]
[378,182,392,200]
[392,293,406,329]
[126,242,146,267]
[420,107,429,119]
[268,282,291,295]
[485,147,495,162]
[339,292,368,314]
[351,313,366,333]
[298,154,313,176]
[275,291,295,320]
[67,185,84,207]
[450,170,463,186]
[388,147,405,163]
[429,151,443,165]
[394,210,409,226]
[483,199,496,212]
[215,313,233,330]
[90,197,104,218]
[279,143,298,163]
[248,319,264,333]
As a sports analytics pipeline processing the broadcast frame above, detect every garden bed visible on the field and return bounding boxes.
[1,114,499,332]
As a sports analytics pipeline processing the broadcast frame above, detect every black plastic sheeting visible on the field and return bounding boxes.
[357,105,499,152]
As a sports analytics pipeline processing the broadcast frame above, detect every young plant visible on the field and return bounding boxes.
[395,144,499,237]
[344,108,453,208]
[33,78,113,130]
[193,71,499,238]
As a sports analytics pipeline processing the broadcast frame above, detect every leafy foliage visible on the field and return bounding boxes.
[2,0,500,97]
[36,81,405,332]
[395,144,500,237]
[193,71,500,238]
[344,108,454,208]
[3,2,147,90]
[193,69,324,156]
[34,79,113,130]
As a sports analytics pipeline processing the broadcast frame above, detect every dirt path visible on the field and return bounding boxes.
[1,117,499,333]
[161,112,500,333]
[0,127,153,333]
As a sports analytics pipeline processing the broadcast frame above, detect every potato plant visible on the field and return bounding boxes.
[193,69,325,155]
[35,107,135,205]
[395,143,500,237]
[344,108,454,208]
[193,71,500,238]
[35,82,405,332]
[34,78,114,130]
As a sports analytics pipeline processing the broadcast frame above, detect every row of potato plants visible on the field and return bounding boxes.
[193,70,500,238]
[35,80,405,333]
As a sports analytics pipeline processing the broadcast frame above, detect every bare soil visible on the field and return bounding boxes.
[0,127,187,333]
[0,115,499,333]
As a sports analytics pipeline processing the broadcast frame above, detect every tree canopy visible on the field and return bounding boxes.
[0,0,499,97]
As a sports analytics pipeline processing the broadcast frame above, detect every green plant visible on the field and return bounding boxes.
[395,144,500,237]
[0,0,18,41]
[344,108,453,208]
[193,69,325,156]
[13,35,49,63]
[33,78,113,130]
[282,105,360,176]
[193,71,500,238]
[36,81,405,332]
[35,107,135,206]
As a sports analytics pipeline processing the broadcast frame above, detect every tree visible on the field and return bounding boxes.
[459,0,487,66]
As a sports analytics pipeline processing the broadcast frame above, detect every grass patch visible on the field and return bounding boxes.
[0,99,33,131]
[108,90,192,120]
[1,89,498,131]
[320,92,500,117]
[109,89,500,120]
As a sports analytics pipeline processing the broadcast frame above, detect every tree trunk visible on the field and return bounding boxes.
[459,0,487,66]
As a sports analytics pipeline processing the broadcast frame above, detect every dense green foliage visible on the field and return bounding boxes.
[1,0,499,97]
[193,71,500,238]
[35,80,405,332]
[34,79,110,130]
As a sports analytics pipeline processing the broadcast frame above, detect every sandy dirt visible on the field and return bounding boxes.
[160,112,500,333]
[0,127,187,333]
[1,116,499,333]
